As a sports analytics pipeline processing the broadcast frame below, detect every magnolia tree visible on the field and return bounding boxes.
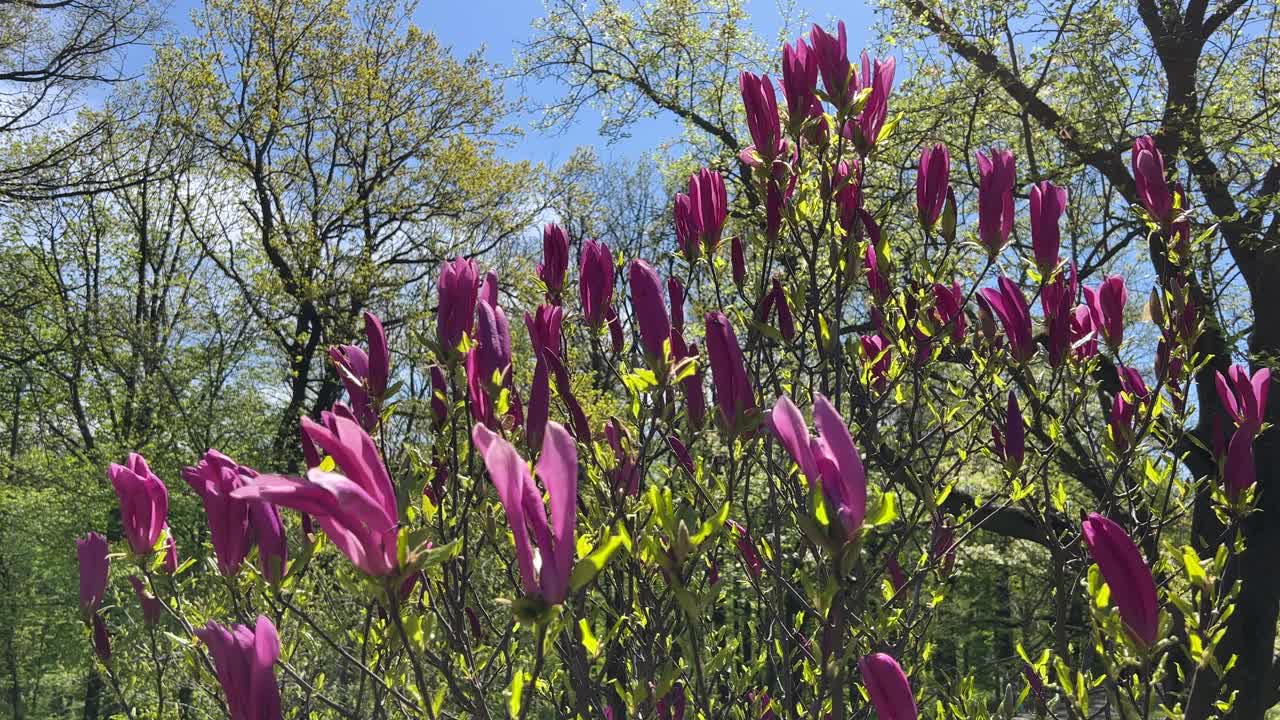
[73,19,1270,720]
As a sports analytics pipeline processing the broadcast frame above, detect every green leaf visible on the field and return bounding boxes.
[579,619,600,657]
[1182,545,1209,589]
[689,502,730,549]
[569,527,631,592]
[508,669,529,719]
[865,491,898,527]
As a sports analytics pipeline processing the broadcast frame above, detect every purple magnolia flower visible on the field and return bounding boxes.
[1081,513,1159,647]
[885,556,907,594]
[758,278,795,341]
[681,341,707,428]
[847,51,896,149]
[865,243,889,304]
[181,450,290,582]
[234,413,399,577]
[1132,136,1173,222]
[977,277,1034,362]
[1030,181,1068,273]
[1215,365,1271,434]
[474,299,513,388]
[108,453,169,556]
[473,422,578,604]
[580,239,615,329]
[437,257,479,354]
[916,143,951,229]
[833,160,863,232]
[330,311,390,430]
[768,394,868,537]
[731,236,747,287]
[1110,391,1138,452]
[524,304,564,361]
[705,312,756,431]
[429,365,449,428]
[859,653,918,720]
[739,72,785,165]
[673,192,700,260]
[976,149,1016,255]
[781,37,819,133]
[692,168,727,254]
[727,520,763,579]
[127,576,163,626]
[525,356,551,452]
[1224,425,1256,500]
[92,614,111,662]
[668,278,686,335]
[478,270,499,309]
[77,532,109,616]
[195,615,282,720]
[1041,263,1077,367]
[810,21,851,109]
[992,391,1025,469]
[539,223,570,298]
[860,334,892,393]
[1084,275,1128,351]
[182,450,254,577]
[628,259,671,361]
[931,281,967,344]
[1070,304,1100,359]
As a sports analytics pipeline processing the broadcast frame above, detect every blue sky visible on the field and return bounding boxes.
[144,0,876,165]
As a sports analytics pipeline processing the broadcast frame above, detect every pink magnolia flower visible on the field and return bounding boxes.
[234,413,399,577]
[1081,513,1159,647]
[436,257,479,354]
[977,277,1034,362]
[195,615,282,720]
[768,394,867,537]
[77,532,109,616]
[108,453,169,556]
[976,149,1015,255]
[1030,181,1067,273]
[916,143,950,229]
[539,223,570,298]
[579,239,615,329]
[473,422,578,604]
[859,653,918,720]
[1132,136,1173,222]
[705,312,756,431]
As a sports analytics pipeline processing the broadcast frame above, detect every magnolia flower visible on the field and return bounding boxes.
[195,615,282,720]
[473,422,578,604]
[127,576,163,626]
[1030,181,1067,273]
[976,149,1015,255]
[539,223,569,298]
[628,259,670,361]
[993,391,1025,470]
[705,312,756,431]
[780,37,819,133]
[860,653,918,720]
[768,394,867,537]
[810,21,851,109]
[1132,136,1173,222]
[916,143,950,229]
[580,239,615,329]
[77,532,109,616]
[234,413,399,577]
[1081,513,1159,647]
[740,72,785,164]
[977,277,1034,362]
[108,453,169,556]
[437,257,479,354]
[329,311,389,430]
[1215,365,1271,434]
